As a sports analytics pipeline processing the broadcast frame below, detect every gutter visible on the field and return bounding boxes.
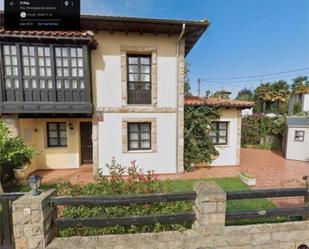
[175,23,186,175]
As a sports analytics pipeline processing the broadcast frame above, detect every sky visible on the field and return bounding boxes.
[0,0,308,97]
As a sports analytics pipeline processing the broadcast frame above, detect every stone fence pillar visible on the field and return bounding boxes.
[12,189,56,249]
[193,181,226,230]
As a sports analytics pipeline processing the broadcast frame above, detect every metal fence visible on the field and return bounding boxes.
[50,192,196,229]
[226,188,308,225]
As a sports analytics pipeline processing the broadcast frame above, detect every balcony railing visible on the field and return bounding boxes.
[128,89,151,105]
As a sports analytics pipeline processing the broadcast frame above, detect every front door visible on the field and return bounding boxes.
[80,122,93,164]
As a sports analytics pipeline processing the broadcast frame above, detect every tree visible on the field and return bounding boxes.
[184,105,220,170]
[205,90,212,98]
[0,121,36,192]
[212,90,231,99]
[236,88,254,101]
[184,61,192,96]
[291,76,309,94]
[254,80,290,113]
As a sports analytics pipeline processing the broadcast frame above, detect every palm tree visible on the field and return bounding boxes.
[254,80,290,113]
[291,76,309,94]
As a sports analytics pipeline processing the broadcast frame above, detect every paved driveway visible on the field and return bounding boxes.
[35,148,309,188]
[170,148,309,188]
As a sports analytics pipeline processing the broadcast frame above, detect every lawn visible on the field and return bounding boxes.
[162,177,250,193]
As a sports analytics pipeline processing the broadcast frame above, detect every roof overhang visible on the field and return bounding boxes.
[0,12,210,55]
[185,96,255,109]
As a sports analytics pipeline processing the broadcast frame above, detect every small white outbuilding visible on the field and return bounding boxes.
[283,117,309,162]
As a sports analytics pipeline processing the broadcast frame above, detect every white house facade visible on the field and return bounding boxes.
[89,18,209,175]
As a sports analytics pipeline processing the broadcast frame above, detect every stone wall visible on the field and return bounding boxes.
[12,182,309,249]
[47,221,309,249]
[0,114,20,137]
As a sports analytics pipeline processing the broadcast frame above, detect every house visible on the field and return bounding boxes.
[185,96,254,166]
[288,91,309,114]
[0,13,209,175]
[282,117,309,162]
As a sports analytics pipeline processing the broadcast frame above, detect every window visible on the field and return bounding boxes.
[294,130,305,142]
[210,122,228,145]
[47,122,67,147]
[21,45,53,90]
[1,44,88,102]
[2,45,19,90]
[127,55,151,104]
[128,123,151,150]
[55,47,85,91]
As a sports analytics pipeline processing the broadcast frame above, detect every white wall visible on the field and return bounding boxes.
[241,108,253,116]
[288,93,309,114]
[303,94,309,112]
[92,32,178,109]
[285,127,309,162]
[211,109,239,166]
[91,32,180,174]
[98,113,177,174]
[97,55,122,107]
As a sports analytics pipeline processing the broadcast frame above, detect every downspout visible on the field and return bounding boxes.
[176,23,186,175]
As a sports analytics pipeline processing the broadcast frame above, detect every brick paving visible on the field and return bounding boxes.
[35,148,309,188]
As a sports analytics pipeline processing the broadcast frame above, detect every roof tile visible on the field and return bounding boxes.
[0,29,93,38]
[185,96,254,108]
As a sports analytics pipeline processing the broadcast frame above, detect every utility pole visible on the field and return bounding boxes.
[197,78,205,97]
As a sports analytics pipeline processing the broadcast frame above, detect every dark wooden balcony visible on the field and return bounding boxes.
[0,89,92,114]
[0,44,92,114]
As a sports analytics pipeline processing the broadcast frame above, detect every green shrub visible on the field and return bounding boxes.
[57,159,193,237]
[0,121,37,188]
[184,105,220,170]
[293,101,302,114]
[241,113,285,149]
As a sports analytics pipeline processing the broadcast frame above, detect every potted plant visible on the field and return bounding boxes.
[239,172,256,186]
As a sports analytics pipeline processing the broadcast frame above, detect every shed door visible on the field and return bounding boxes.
[80,122,93,164]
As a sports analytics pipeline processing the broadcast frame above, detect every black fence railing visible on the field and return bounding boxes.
[226,187,308,225]
[0,193,24,249]
[50,192,196,229]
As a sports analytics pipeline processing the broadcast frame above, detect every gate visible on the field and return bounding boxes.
[0,193,24,249]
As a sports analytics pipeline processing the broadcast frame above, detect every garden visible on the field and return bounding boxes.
[241,113,285,150]
[1,159,292,238]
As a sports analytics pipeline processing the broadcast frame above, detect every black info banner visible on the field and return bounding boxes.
[4,0,80,30]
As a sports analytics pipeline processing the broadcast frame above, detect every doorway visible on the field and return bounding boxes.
[80,122,93,164]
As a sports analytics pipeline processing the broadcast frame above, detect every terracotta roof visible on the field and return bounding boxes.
[0,29,94,39]
[185,96,254,108]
